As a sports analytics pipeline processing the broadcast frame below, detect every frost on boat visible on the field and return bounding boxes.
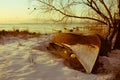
[47,33,101,73]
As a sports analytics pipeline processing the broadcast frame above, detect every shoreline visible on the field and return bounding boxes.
[0,29,41,39]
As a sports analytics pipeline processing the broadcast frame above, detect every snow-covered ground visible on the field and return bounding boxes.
[0,34,120,80]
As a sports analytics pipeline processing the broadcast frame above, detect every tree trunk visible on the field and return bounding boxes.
[114,22,120,49]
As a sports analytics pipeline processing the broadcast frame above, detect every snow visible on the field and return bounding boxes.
[0,34,119,80]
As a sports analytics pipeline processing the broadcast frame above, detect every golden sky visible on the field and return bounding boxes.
[0,0,116,24]
[0,0,81,24]
[0,0,93,24]
[0,0,36,24]
[0,0,58,24]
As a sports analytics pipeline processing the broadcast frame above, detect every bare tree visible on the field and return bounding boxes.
[31,0,120,51]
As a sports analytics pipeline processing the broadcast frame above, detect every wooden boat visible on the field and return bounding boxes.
[48,33,101,73]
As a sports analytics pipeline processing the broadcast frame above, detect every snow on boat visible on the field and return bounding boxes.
[48,33,101,73]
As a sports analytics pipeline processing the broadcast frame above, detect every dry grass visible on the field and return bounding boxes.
[0,29,41,40]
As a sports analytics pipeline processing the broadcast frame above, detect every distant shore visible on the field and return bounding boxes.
[0,29,41,40]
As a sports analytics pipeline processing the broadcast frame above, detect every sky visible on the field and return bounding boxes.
[0,0,58,24]
[0,0,118,24]
[0,0,37,24]
[0,0,82,24]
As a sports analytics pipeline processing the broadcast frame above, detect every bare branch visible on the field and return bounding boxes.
[37,0,107,24]
[84,3,106,20]
[99,0,113,24]
[60,1,77,10]
[51,16,67,22]
[92,0,100,11]
[82,0,113,27]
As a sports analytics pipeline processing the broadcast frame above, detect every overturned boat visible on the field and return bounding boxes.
[47,33,101,73]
